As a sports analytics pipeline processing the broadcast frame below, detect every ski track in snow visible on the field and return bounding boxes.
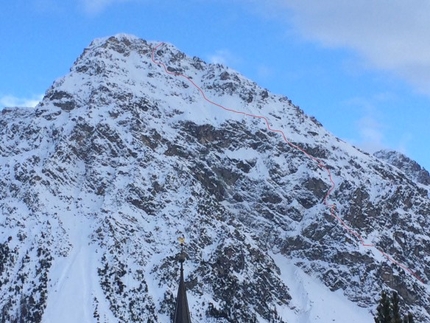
[151,42,425,285]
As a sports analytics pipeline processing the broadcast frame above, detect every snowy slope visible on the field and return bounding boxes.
[374,149,430,186]
[1,34,429,322]
[270,252,373,322]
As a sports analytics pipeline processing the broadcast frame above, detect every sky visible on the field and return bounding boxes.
[1,0,430,170]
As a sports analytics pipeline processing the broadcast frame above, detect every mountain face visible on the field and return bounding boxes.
[1,34,430,322]
[374,149,430,186]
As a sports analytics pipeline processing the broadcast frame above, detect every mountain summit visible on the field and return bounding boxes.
[1,34,429,322]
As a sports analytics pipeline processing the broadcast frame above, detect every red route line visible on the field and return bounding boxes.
[151,42,425,284]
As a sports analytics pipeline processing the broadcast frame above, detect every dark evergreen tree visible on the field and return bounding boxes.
[375,291,392,323]
[392,291,402,323]
[374,290,414,323]
[403,312,414,323]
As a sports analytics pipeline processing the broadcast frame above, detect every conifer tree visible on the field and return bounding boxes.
[374,290,414,323]
[375,291,392,323]
[403,312,414,323]
[392,291,402,323]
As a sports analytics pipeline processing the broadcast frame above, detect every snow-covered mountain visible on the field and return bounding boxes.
[1,34,429,322]
[374,149,430,186]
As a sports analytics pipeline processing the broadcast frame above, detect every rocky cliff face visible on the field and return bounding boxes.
[1,34,429,322]
[374,149,430,186]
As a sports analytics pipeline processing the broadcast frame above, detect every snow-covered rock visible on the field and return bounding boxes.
[374,149,430,186]
[1,34,429,322]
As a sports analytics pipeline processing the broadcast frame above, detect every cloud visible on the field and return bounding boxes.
[343,94,414,156]
[342,96,387,153]
[79,0,136,14]
[395,133,413,155]
[248,0,430,94]
[0,94,43,108]
[207,49,239,66]
[355,114,414,156]
[32,0,64,13]
[355,115,385,153]
[256,65,273,79]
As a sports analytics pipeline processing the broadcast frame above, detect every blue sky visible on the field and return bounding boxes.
[1,0,430,170]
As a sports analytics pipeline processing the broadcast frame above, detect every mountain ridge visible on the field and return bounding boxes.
[374,149,430,187]
[1,34,429,322]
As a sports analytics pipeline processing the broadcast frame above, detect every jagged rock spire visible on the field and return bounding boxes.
[173,238,191,323]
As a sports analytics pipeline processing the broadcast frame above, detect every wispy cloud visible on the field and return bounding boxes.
[341,96,388,154]
[32,0,64,13]
[256,65,273,80]
[355,115,385,153]
[0,94,43,108]
[395,133,413,155]
[343,94,412,155]
[207,49,239,67]
[79,0,136,14]
[355,114,414,157]
[247,0,430,94]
